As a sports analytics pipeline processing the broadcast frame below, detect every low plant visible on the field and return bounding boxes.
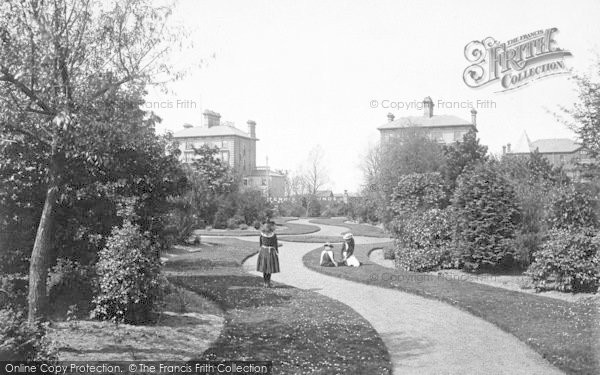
[47,258,95,317]
[92,220,162,324]
[0,308,56,361]
[392,208,454,271]
[527,228,600,293]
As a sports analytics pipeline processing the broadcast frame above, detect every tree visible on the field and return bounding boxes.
[453,162,521,271]
[303,145,329,195]
[442,129,488,194]
[559,62,600,159]
[0,0,183,322]
[301,145,329,216]
[370,129,445,224]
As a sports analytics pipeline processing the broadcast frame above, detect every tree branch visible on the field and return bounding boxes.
[0,66,56,116]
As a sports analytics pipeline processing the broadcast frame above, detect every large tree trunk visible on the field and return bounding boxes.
[28,144,59,324]
[27,183,58,323]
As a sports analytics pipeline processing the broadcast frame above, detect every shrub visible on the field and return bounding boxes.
[452,162,521,271]
[226,218,239,230]
[47,258,95,317]
[92,220,161,324]
[512,183,553,267]
[392,208,454,271]
[0,275,28,310]
[390,172,446,215]
[547,186,598,230]
[383,246,395,260]
[307,198,321,217]
[527,228,600,293]
[0,308,56,361]
[239,223,249,230]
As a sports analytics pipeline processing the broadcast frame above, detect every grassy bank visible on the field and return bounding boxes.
[193,220,320,237]
[165,238,392,374]
[308,218,390,238]
[302,241,600,375]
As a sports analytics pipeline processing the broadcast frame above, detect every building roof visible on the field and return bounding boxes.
[249,167,285,178]
[530,138,582,154]
[173,125,256,140]
[315,190,334,197]
[511,131,533,153]
[378,115,475,130]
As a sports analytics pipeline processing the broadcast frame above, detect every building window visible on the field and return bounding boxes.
[243,178,248,186]
[219,151,230,163]
[185,141,193,150]
[261,178,267,186]
[454,131,462,141]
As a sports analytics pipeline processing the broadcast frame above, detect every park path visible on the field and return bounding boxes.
[239,219,564,375]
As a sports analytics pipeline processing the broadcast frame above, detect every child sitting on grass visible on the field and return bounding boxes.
[319,242,338,267]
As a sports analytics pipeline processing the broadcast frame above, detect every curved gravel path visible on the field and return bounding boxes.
[240,219,564,375]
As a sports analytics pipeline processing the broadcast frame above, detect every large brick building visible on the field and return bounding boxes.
[377,96,477,144]
[173,110,286,198]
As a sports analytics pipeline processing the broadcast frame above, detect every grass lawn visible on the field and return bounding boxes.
[309,218,390,238]
[165,238,392,375]
[303,241,600,375]
[278,235,344,243]
[193,220,320,237]
[47,284,225,361]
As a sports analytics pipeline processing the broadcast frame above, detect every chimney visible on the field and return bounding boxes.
[183,123,193,129]
[387,113,395,122]
[423,96,434,117]
[471,108,477,126]
[507,143,511,153]
[247,120,256,139]
[203,110,221,128]
[502,145,506,155]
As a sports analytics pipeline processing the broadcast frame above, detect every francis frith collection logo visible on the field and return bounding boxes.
[463,28,572,92]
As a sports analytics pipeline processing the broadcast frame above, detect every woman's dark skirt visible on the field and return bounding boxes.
[256,247,280,273]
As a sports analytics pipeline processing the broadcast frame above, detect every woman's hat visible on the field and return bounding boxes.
[343,233,353,240]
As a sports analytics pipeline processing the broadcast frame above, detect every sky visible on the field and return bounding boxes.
[145,0,600,193]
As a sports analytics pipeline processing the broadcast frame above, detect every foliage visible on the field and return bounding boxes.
[351,191,380,224]
[47,258,95,316]
[497,153,567,267]
[0,308,56,361]
[393,208,454,271]
[0,275,28,310]
[321,200,351,218]
[527,228,600,293]
[559,62,600,159]
[307,197,322,217]
[0,0,187,321]
[547,186,598,230]
[92,220,161,324]
[367,132,445,224]
[452,162,521,271]
[275,200,305,218]
[442,129,488,195]
[390,172,446,216]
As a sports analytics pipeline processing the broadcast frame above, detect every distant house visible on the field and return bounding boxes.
[377,96,477,145]
[244,166,286,199]
[315,190,335,202]
[173,110,286,198]
[504,131,594,180]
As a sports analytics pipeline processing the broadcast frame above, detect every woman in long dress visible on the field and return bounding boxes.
[256,221,280,288]
[341,233,360,267]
